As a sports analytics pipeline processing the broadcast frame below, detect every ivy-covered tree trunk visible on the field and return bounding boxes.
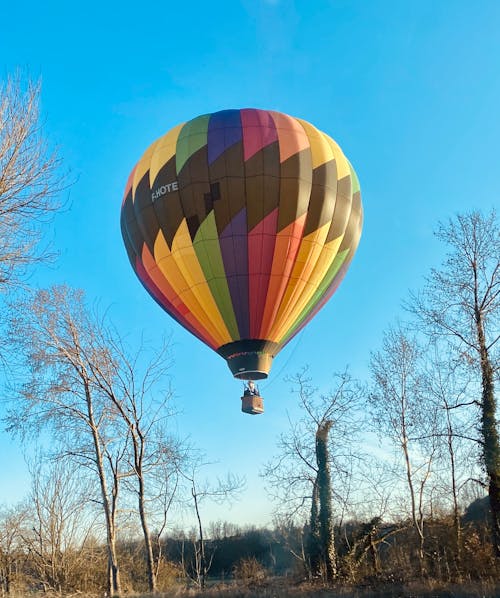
[477,312,500,557]
[307,479,321,578]
[315,420,337,581]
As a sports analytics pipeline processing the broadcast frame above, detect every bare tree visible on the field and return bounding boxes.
[20,456,95,595]
[369,325,437,573]
[263,368,361,581]
[181,460,245,588]
[423,345,481,564]
[89,334,182,593]
[0,73,65,291]
[410,210,500,556]
[0,504,28,595]
[147,441,183,585]
[4,285,184,595]
[4,286,126,595]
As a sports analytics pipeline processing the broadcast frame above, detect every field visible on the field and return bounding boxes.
[121,579,500,598]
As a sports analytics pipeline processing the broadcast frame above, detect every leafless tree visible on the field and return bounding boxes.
[146,440,184,584]
[410,210,500,556]
[4,286,126,595]
[0,504,28,595]
[423,344,481,564]
[263,368,361,581]
[20,456,95,595]
[0,73,65,292]
[181,459,245,588]
[4,285,184,595]
[89,334,183,593]
[369,325,437,573]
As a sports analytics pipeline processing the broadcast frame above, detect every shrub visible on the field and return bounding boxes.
[233,557,267,585]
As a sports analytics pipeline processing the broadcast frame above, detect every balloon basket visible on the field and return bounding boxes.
[241,394,264,415]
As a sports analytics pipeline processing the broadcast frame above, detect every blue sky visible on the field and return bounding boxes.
[1,0,499,527]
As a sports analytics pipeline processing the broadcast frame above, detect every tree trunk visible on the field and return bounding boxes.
[445,404,462,563]
[107,536,121,597]
[192,488,206,588]
[138,474,157,592]
[307,478,321,578]
[368,530,381,575]
[84,383,121,597]
[402,431,425,573]
[316,420,336,581]
[132,430,157,593]
[476,313,500,557]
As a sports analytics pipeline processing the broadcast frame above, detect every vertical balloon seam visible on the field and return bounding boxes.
[240,111,265,337]
[229,210,251,339]
[161,218,233,346]
[248,208,279,338]
[120,171,162,312]
[307,248,358,328]
[246,109,275,340]
[239,108,253,341]
[120,168,219,350]
[281,237,352,346]
[257,109,294,340]
[121,165,136,209]
[329,166,363,281]
[232,108,251,340]
[120,184,139,259]
[267,119,337,342]
[154,228,230,347]
[270,220,333,343]
[218,110,248,341]
[259,111,311,341]
[131,132,210,343]
[274,130,347,340]
[175,114,209,174]
[173,116,215,334]
[347,159,361,196]
[140,125,214,344]
[149,119,226,346]
[172,117,233,345]
[194,112,241,341]
[257,112,309,340]
[243,108,279,340]
[131,136,162,256]
[273,211,339,341]
[213,111,250,340]
[190,115,234,338]
[275,130,355,346]
[279,158,362,346]
[142,219,225,348]
[193,211,240,340]
[279,247,351,347]
[138,244,220,350]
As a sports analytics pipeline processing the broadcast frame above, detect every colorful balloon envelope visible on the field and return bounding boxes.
[121,109,362,380]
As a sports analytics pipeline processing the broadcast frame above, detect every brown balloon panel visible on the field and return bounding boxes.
[121,108,362,391]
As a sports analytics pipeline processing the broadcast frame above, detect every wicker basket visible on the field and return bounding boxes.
[241,394,264,415]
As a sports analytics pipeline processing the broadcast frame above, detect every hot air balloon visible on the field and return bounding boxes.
[120,109,362,413]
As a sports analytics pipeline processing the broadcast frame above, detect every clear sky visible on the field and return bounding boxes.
[1,0,499,528]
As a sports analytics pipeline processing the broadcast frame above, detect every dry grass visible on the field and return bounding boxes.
[9,578,500,598]
[123,578,500,598]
